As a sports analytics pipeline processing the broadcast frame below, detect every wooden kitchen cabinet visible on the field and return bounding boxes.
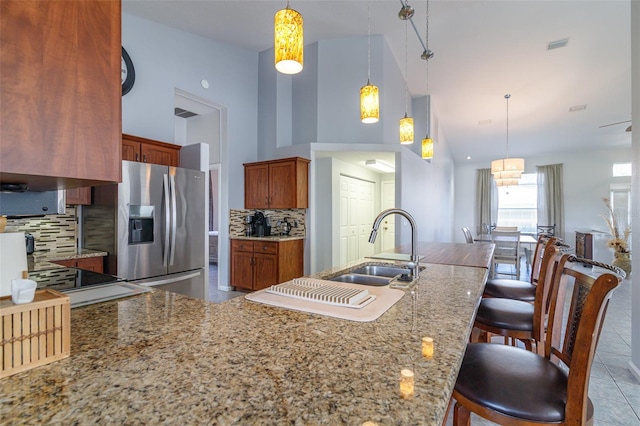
[66,187,92,205]
[122,134,180,166]
[230,239,303,291]
[0,0,122,191]
[244,157,310,209]
[53,256,104,273]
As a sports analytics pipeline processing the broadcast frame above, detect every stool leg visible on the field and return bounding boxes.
[453,401,471,426]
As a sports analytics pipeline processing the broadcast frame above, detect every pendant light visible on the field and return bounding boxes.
[399,20,414,145]
[274,1,303,75]
[360,2,379,124]
[421,0,434,160]
[492,94,524,186]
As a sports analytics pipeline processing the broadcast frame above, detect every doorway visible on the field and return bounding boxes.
[174,89,223,300]
[339,175,375,265]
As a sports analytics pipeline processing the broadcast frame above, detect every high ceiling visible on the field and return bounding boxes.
[123,0,632,164]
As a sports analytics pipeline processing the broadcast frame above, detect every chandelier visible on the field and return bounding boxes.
[491,94,524,186]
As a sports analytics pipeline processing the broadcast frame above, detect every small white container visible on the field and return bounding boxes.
[11,279,37,304]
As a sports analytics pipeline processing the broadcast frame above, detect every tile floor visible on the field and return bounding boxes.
[209,262,640,424]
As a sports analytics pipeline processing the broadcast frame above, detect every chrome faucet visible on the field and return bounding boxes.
[369,208,420,280]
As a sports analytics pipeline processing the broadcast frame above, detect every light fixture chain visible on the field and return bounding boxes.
[367,1,371,81]
[425,0,430,132]
[505,93,510,158]
[405,20,408,113]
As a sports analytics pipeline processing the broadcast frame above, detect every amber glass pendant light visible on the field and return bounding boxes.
[360,2,379,124]
[399,20,414,144]
[421,0,434,159]
[274,2,303,75]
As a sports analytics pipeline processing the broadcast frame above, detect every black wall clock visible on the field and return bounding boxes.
[121,47,135,96]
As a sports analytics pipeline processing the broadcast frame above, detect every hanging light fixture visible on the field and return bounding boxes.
[399,20,414,144]
[274,2,303,75]
[491,94,524,186]
[421,0,434,160]
[360,2,379,124]
[398,1,415,20]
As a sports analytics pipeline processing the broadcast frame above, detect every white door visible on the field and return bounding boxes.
[339,175,376,264]
[380,181,396,251]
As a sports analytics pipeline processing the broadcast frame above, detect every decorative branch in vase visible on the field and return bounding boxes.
[602,197,631,275]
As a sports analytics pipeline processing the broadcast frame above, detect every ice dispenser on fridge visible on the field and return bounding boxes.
[128,206,154,244]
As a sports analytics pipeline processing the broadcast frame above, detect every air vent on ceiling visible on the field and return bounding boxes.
[174,107,198,118]
[547,38,569,50]
[569,104,587,112]
[478,119,492,126]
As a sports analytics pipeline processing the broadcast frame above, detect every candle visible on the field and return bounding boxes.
[399,369,414,399]
[422,337,434,359]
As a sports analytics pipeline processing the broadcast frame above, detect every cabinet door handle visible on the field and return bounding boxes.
[135,153,140,161]
[142,154,147,162]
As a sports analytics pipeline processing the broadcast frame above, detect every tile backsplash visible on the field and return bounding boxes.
[229,209,306,237]
[3,206,78,254]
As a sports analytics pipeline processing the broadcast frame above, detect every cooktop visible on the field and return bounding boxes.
[28,267,124,293]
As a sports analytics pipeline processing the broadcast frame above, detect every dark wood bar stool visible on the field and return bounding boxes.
[482,234,547,302]
[453,255,624,425]
[471,237,562,352]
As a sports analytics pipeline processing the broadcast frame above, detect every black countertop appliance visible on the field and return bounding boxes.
[252,211,271,237]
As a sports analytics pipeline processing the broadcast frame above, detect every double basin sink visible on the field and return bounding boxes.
[328,264,424,287]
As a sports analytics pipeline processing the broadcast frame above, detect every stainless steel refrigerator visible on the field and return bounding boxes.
[84,160,206,298]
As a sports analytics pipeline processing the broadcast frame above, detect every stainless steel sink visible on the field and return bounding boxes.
[330,274,391,286]
[350,265,412,278]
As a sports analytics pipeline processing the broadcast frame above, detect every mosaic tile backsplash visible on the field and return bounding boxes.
[229,209,306,237]
[3,206,78,254]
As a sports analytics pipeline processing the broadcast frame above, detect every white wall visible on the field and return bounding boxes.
[122,13,259,288]
[630,0,640,380]
[454,147,631,256]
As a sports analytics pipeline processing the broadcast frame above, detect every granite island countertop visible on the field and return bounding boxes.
[2,250,490,424]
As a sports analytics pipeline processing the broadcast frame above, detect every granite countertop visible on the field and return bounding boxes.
[2,249,489,424]
[28,249,108,272]
[231,235,305,242]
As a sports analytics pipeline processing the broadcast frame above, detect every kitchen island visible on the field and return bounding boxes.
[1,243,491,425]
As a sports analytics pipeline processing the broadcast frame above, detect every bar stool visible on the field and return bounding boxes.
[482,234,548,302]
[471,237,561,352]
[452,255,624,425]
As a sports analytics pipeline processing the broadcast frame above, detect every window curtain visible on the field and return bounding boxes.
[537,163,564,240]
[475,169,498,235]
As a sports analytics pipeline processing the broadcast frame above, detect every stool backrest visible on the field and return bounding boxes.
[461,227,474,244]
[544,254,623,423]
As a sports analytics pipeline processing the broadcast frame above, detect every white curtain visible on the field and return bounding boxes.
[475,169,498,235]
[537,163,564,240]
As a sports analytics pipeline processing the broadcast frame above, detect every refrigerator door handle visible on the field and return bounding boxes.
[132,271,201,287]
[163,174,170,267]
[169,174,177,266]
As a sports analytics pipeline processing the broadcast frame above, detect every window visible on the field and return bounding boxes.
[497,173,537,234]
[612,162,632,177]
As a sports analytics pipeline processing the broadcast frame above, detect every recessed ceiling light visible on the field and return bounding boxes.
[548,38,569,50]
[478,119,492,126]
[466,156,472,160]
[569,104,587,112]
[365,159,395,173]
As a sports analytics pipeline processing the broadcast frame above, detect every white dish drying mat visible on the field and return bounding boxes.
[245,278,405,322]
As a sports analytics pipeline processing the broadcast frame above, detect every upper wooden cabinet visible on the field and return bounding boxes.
[122,134,180,167]
[0,0,122,191]
[244,157,310,209]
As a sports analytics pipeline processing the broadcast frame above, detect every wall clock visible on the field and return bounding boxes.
[121,47,135,96]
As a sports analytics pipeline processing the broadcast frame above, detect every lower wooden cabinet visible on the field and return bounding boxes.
[230,239,303,291]
[53,256,104,273]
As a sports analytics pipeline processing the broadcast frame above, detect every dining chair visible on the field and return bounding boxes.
[453,254,624,426]
[490,230,521,278]
[461,227,474,244]
[537,223,556,237]
[494,226,517,231]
